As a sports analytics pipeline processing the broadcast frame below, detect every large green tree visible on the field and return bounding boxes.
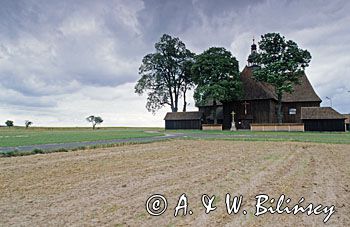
[252,33,311,123]
[192,47,241,124]
[135,34,195,113]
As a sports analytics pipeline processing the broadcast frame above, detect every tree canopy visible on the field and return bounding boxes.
[86,115,103,130]
[192,47,241,123]
[5,120,14,127]
[25,120,33,129]
[135,34,195,113]
[252,32,311,123]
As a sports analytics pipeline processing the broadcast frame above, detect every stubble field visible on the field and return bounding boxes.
[0,140,349,226]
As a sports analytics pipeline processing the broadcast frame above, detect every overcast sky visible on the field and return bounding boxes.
[0,0,349,127]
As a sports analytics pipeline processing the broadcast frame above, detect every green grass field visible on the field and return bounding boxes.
[1,127,349,149]
[0,127,164,147]
[169,129,350,144]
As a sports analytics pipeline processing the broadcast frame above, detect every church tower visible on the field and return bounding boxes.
[247,38,258,67]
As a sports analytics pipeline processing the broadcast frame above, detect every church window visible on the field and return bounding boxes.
[289,108,297,115]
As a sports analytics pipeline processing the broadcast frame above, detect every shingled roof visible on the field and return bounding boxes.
[197,66,321,107]
[164,111,203,120]
[301,107,346,120]
[240,66,322,102]
[240,67,276,100]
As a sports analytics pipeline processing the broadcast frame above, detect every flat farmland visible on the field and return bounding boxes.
[0,127,163,147]
[0,140,349,226]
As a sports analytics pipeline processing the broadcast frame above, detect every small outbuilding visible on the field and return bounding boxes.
[301,107,346,132]
[164,112,203,130]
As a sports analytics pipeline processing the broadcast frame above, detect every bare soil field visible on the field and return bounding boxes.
[0,140,349,226]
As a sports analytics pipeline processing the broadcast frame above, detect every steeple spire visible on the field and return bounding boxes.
[251,37,257,53]
[247,37,258,67]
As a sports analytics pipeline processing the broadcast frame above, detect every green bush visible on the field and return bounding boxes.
[33,149,44,154]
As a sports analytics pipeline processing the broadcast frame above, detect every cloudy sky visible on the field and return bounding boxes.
[0,0,349,127]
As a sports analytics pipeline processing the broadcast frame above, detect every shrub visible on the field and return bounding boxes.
[33,149,44,154]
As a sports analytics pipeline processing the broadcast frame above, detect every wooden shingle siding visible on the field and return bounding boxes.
[164,112,203,129]
[301,107,346,131]
[165,120,202,130]
[303,119,345,132]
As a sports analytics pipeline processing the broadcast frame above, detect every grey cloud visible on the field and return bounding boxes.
[0,0,145,98]
[0,85,57,108]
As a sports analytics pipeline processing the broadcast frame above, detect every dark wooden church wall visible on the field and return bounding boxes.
[282,101,321,123]
[222,102,233,130]
[198,106,213,123]
[268,101,276,123]
[223,99,273,129]
[250,100,272,123]
[220,100,322,130]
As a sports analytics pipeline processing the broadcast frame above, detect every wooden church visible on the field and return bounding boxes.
[164,41,346,131]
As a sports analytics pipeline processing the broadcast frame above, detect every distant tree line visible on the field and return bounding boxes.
[2,117,104,129]
[2,120,33,128]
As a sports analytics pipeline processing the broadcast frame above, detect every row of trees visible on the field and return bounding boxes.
[134,34,242,124]
[4,117,103,130]
[135,33,311,123]
[3,120,33,128]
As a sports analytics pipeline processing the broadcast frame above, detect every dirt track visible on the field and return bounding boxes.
[0,140,349,226]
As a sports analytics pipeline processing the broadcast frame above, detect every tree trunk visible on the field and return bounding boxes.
[213,100,217,124]
[171,89,178,112]
[174,93,178,112]
[182,89,187,112]
[170,94,177,112]
[93,123,96,130]
[277,93,283,124]
[168,86,175,112]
